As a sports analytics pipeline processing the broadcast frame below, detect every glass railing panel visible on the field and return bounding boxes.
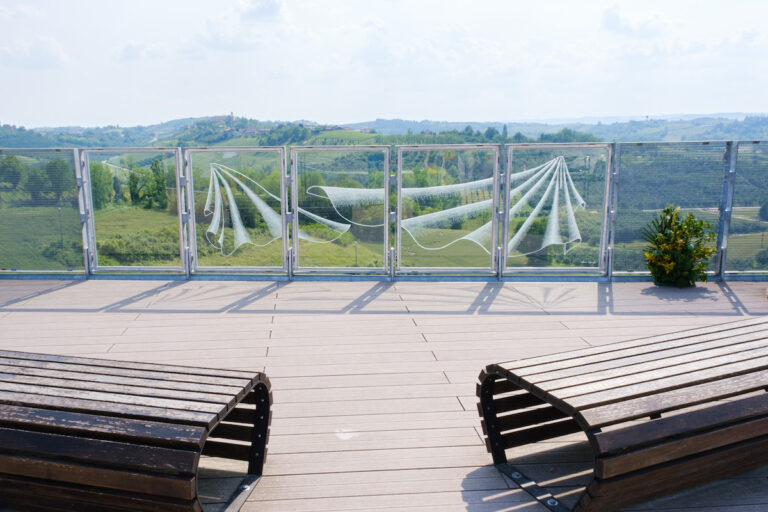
[83,149,182,269]
[614,142,724,273]
[727,142,768,271]
[291,147,389,270]
[0,148,84,272]
[188,148,285,269]
[504,144,609,270]
[398,145,499,270]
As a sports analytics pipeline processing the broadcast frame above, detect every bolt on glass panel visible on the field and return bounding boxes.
[0,149,84,272]
[504,145,608,270]
[187,149,285,269]
[84,149,182,269]
[398,145,499,271]
[613,142,725,274]
[728,142,768,272]
[291,147,389,271]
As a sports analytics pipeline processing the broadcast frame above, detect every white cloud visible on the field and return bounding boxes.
[602,4,665,38]
[115,41,163,62]
[0,36,68,69]
[241,0,284,20]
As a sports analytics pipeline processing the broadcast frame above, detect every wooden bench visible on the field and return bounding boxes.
[0,350,271,512]
[477,316,768,512]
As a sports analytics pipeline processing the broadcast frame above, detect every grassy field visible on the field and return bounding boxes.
[0,206,83,271]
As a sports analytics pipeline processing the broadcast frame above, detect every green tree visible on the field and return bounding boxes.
[147,160,168,209]
[24,168,50,201]
[0,155,23,188]
[759,201,768,222]
[113,175,122,202]
[45,159,75,201]
[128,172,141,203]
[89,162,114,209]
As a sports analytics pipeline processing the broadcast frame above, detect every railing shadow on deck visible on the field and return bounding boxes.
[0,281,759,317]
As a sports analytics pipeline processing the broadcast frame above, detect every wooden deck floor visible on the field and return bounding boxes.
[1,279,767,511]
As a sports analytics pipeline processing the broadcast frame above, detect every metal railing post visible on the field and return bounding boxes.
[716,141,738,277]
[606,143,620,280]
[78,149,97,273]
[73,149,91,277]
[176,148,191,279]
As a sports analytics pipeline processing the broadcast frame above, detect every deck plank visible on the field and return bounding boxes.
[1,280,766,512]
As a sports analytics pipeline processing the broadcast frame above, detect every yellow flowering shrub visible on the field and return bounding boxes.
[641,205,716,287]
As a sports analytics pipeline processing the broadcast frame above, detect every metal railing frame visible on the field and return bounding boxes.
[2,141,767,280]
[396,144,501,275]
[289,145,391,274]
[79,148,186,274]
[184,147,288,274]
[502,143,612,276]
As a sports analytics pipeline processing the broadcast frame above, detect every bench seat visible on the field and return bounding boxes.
[0,350,271,512]
[477,316,768,512]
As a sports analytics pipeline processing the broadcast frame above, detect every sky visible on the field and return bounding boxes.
[1,0,767,128]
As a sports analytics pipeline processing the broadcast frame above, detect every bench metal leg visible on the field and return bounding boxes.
[248,381,271,476]
[479,370,507,465]
[478,370,572,512]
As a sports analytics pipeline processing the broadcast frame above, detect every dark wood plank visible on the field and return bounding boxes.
[577,370,768,428]
[0,474,201,512]
[201,440,250,461]
[0,363,245,397]
[500,318,768,376]
[585,434,768,511]
[560,355,768,410]
[209,422,253,443]
[494,406,569,434]
[0,381,227,414]
[597,415,768,478]
[0,390,218,428]
[0,404,205,448]
[543,345,768,399]
[0,349,257,380]
[0,356,253,390]
[529,334,768,389]
[0,453,196,500]
[593,392,768,455]
[500,419,582,449]
[0,372,237,407]
[0,427,199,473]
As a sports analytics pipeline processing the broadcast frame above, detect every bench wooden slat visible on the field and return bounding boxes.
[545,345,768,399]
[0,363,245,396]
[563,356,768,411]
[0,381,228,415]
[0,390,219,428]
[528,333,768,388]
[593,392,768,454]
[577,370,768,428]
[0,373,238,407]
[0,474,202,512]
[0,453,197,500]
[582,435,768,512]
[507,320,768,378]
[202,439,251,461]
[0,404,205,448]
[0,350,256,381]
[0,356,252,389]
[0,427,199,473]
[597,415,768,478]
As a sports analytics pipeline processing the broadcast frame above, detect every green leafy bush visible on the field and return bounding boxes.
[642,205,716,287]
